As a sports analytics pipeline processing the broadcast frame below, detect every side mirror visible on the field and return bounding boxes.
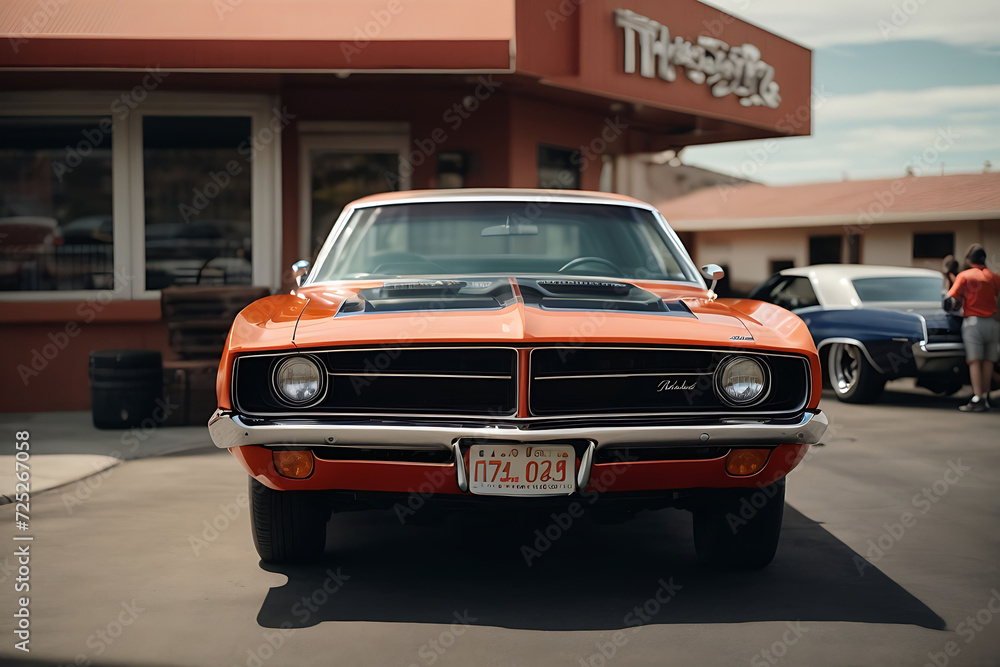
[701,264,725,297]
[292,260,311,287]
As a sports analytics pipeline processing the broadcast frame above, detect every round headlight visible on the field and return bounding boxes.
[716,356,767,406]
[273,356,324,405]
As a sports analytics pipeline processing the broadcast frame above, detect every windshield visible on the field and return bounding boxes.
[851,276,945,303]
[310,201,700,283]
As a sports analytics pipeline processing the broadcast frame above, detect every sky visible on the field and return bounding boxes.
[681,0,1000,184]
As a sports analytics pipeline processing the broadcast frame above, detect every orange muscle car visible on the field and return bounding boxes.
[209,189,827,567]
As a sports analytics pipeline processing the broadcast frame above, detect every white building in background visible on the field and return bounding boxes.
[657,172,1000,295]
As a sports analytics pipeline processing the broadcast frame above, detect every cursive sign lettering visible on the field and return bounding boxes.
[614,8,781,109]
[657,379,697,392]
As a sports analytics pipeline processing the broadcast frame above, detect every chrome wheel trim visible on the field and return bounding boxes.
[829,343,860,394]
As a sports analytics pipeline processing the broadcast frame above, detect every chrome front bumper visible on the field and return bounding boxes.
[207,409,828,452]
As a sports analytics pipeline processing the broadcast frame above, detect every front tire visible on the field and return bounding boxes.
[249,477,328,563]
[827,343,885,403]
[693,479,785,570]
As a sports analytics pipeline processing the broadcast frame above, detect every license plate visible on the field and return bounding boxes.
[467,444,576,496]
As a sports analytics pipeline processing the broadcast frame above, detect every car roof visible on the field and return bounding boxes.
[347,188,653,209]
[780,264,944,280]
[778,264,945,307]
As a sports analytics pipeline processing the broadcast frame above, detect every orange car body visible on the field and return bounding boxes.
[211,190,824,502]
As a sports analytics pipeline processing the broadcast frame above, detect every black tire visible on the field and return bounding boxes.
[249,477,328,563]
[826,343,885,404]
[693,478,785,570]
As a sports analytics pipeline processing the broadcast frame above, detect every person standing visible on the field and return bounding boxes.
[942,254,959,290]
[946,245,1000,411]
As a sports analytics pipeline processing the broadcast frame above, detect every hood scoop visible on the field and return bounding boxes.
[379,279,467,296]
[337,277,516,315]
[519,278,695,316]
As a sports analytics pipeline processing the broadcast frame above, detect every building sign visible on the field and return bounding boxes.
[614,8,781,109]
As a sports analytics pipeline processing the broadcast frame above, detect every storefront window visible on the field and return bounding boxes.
[0,116,113,291]
[143,116,253,290]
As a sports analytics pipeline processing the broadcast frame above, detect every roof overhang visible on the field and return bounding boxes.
[665,210,1000,232]
[0,0,516,71]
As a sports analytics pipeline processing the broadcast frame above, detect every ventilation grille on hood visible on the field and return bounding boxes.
[338,278,516,315]
[518,278,694,315]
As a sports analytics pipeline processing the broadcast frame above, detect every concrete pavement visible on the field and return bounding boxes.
[0,410,209,504]
[1,382,999,666]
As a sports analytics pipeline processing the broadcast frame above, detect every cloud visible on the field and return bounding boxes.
[815,84,1000,122]
[701,0,1000,48]
[682,84,1000,184]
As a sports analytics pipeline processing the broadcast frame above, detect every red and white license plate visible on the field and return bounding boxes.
[467,444,576,496]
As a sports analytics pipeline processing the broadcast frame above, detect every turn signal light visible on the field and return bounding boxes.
[725,448,771,476]
[273,450,315,479]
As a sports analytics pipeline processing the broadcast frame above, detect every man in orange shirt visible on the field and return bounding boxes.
[946,246,1000,412]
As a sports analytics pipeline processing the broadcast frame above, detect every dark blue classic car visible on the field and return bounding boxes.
[750,265,963,403]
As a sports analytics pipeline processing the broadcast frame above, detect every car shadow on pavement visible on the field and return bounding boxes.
[255,505,945,632]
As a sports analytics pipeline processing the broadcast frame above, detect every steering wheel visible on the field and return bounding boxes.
[558,256,625,276]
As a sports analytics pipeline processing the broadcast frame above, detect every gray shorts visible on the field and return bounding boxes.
[962,317,1000,362]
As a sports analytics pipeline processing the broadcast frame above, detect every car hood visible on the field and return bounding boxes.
[230,278,814,355]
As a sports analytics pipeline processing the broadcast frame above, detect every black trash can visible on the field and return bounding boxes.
[89,350,163,430]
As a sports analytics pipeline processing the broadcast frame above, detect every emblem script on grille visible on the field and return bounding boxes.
[657,379,697,392]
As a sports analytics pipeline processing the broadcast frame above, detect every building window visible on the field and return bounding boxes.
[538,145,580,189]
[770,259,795,274]
[913,232,954,259]
[142,116,253,289]
[809,235,842,265]
[1,92,280,301]
[437,151,471,189]
[0,116,113,291]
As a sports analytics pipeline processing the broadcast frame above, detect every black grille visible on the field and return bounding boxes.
[234,347,517,416]
[529,347,808,416]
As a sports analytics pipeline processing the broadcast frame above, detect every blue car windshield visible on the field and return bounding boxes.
[310,201,700,283]
[852,276,945,303]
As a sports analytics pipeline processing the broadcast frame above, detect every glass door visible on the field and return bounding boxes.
[299,125,410,259]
